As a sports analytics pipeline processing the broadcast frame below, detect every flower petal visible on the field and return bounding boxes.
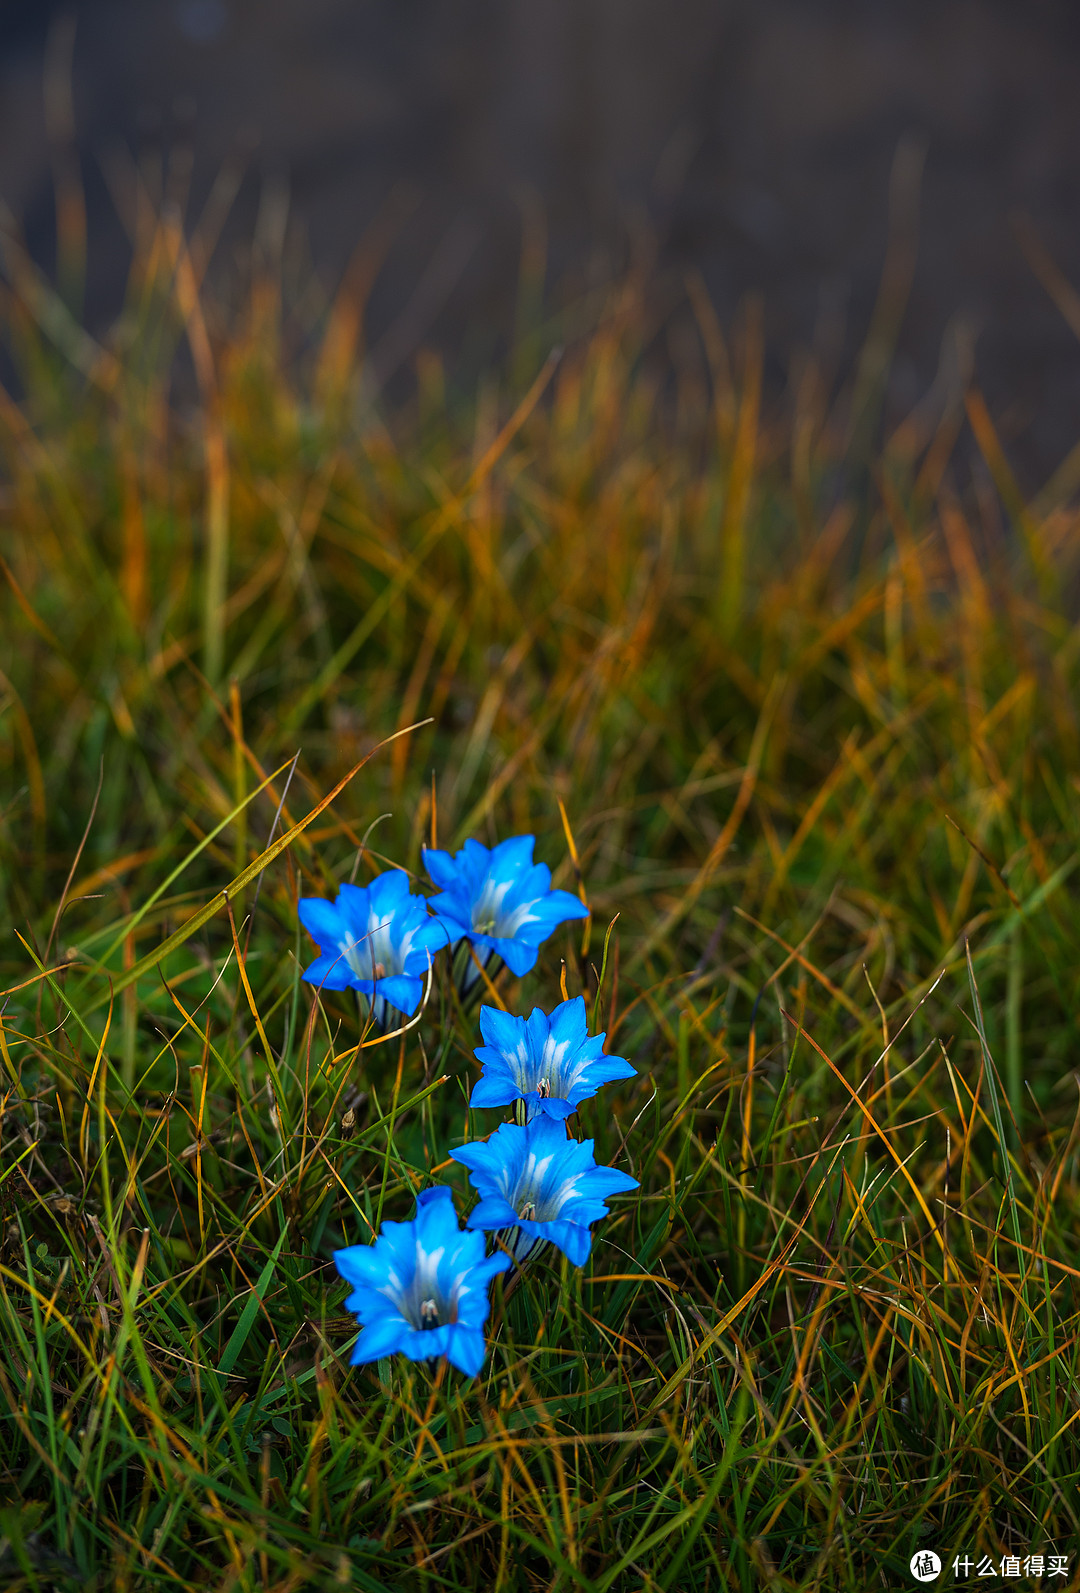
[548,995,588,1045]
[532,1095,575,1121]
[368,869,411,909]
[415,1186,456,1217]
[350,1315,412,1363]
[428,904,472,941]
[449,1135,514,1188]
[519,890,591,936]
[297,896,346,945]
[478,1004,528,1055]
[372,974,423,1016]
[488,835,536,876]
[468,1072,521,1109]
[333,882,373,930]
[568,1056,637,1099]
[442,1323,489,1377]
[421,847,460,890]
[493,936,538,977]
[465,1193,525,1231]
[301,952,355,991]
[531,1217,593,1266]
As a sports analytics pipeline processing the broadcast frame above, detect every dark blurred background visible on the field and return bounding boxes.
[2,0,1080,487]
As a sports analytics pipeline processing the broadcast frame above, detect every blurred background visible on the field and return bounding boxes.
[2,0,1079,488]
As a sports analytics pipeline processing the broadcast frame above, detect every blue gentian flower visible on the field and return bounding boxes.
[334,1186,510,1377]
[450,1116,638,1266]
[470,996,636,1121]
[298,870,449,1024]
[423,835,589,986]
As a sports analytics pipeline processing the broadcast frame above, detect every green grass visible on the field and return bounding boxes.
[3,193,1080,1591]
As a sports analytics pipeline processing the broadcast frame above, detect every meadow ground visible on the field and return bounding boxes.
[2,201,1080,1592]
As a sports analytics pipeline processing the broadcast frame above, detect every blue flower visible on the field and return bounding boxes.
[423,835,589,985]
[470,996,636,1122]
[450,1116,638,1266]
[334,1186,511,1377]
[298,870,449,1024]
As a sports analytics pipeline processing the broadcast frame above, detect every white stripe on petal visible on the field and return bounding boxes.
[496,900,544,936]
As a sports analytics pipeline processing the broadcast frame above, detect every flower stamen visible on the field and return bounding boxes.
[419,1297,440,1328]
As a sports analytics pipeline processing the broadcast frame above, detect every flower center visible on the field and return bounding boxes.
[419,1297,440,1328]
[518,1201,536,1221]
[475,916,496,934]
[373,961,386,980]
[536,1078,550,1098]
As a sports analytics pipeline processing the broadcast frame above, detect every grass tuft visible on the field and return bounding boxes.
[2,188,1080,1590]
